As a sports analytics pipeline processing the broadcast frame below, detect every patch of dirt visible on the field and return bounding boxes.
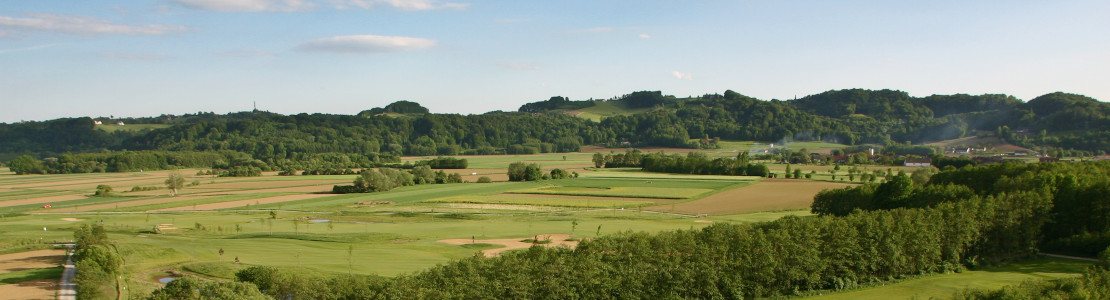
[0,249,65,273]
[0,194,87,208]
[64,195,214,212]
[694,220,713,223]
[150,193,334,211]
[59,218,83,221]
[0,279,57,300]
[646,179,857,215]
[438,234,577,257]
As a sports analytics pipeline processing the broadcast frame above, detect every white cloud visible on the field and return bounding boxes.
[296,35,435,54]
[378,0,468,10]
[169,0,316,12]
[179,0,471,11]
[0,13,188,35]
[502,62,538,70]
[639,33,650,39]
[672,71,693,80]
[100,52,172,60]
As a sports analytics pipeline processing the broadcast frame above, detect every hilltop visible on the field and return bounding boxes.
[1,89,1108,164]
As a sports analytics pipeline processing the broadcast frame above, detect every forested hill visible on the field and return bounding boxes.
[2,89,1108,161]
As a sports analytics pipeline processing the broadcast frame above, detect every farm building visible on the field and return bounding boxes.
[904,158,931,167]
[93,120,102,125]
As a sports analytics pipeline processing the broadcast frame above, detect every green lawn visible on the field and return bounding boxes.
[94,123,171,133]
[805,257,1095,299]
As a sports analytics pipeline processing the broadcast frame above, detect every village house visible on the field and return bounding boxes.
[904,158,932,167]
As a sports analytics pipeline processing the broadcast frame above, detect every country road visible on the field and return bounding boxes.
[58,244,75,300]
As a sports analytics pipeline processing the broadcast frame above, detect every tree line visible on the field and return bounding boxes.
[813,161,1110,257]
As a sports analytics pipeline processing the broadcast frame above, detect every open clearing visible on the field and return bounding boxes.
[646,179,856,215]
[439,234,577,257]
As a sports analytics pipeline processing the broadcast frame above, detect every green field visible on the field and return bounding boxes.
[94,123,172,133]
[806,257,1095,299]
[571,101,654,121]
[0,151,1095,298]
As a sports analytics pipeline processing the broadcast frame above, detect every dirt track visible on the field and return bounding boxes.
[438,234,578,257]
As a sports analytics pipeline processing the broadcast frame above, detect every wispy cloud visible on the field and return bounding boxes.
[0,13,188,35]
[170,0,468,11]
[100,52,172,61]
[639,33,651,39]
[296,35,435,54]
[0,44,59,54]
[215,49,276,57]
[672,71,693,80]
[377,0,468,10]
[502,62,538,70]
[169,0,316,12]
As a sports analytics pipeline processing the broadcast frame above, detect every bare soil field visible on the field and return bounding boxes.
[0,249,64,273]
[0,279,57,300]
[646,179,856,215]
[62,195,214,212]
[151,193,334,211]
[0,194,87,208]
[438,234,577,257]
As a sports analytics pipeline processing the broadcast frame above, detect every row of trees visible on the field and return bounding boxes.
[73,224,124,299]
[332,166,463,193]
[813,161,1110,257]
[641,152,771,177]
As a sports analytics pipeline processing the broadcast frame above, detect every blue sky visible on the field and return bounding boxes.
[1,0,1107,123]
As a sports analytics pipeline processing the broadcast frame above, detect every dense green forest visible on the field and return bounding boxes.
[4,89,1109,167]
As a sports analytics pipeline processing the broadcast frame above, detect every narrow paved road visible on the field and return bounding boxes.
[58,244,76,300]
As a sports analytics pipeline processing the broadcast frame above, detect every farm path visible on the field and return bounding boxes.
[58,244,76,300]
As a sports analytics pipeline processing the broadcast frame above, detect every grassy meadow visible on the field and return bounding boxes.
[0,147,1094,299]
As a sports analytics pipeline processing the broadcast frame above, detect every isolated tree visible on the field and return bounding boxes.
[165,171,185,196]
[94,184,113,197]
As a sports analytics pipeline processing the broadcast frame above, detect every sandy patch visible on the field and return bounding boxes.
[0,249,65,273]
[438,234,577,257]
[0,194,87,208]
[59,218,83,222]
[694,220,713,223]
[0,279,57,300]
[151,193,334,211]
[646,179,857,216]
